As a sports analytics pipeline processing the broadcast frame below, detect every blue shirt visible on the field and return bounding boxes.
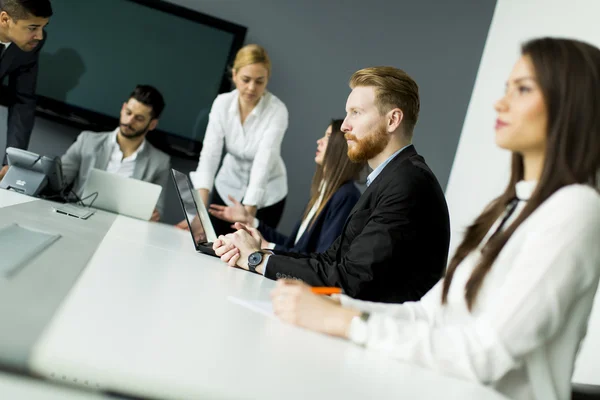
[366,144,413,187]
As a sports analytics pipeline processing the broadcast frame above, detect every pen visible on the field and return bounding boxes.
[311,287,343,295]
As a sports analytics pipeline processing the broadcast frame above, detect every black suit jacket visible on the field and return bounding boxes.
[0,33,47,163]
[259,181,361,254]
[265,145,451,303]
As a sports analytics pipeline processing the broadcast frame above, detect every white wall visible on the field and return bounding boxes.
[445,0,600,386]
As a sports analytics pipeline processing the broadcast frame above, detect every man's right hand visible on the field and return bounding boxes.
[0,165,8,182]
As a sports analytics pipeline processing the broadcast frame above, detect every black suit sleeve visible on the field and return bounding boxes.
[264,186,415,298]
[5,57,39,153]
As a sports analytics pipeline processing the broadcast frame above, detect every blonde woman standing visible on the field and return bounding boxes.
[179,44,288,235]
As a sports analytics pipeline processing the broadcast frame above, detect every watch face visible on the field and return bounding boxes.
[249,251,262,266]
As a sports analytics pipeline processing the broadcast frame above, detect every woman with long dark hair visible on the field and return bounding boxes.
[208,119,364,254]
[270,38,600,400]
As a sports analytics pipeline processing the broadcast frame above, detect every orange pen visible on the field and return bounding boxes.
[311,287,343,295]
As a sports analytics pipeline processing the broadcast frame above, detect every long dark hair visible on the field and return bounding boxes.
[303,119,365,225]
[442,37,600,310]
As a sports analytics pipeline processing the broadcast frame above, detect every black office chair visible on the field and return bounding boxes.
[572,383,600,400]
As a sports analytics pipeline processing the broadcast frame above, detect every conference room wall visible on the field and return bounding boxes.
[0,0,497,232]
[445,0,600,263]
[443,0,600,386]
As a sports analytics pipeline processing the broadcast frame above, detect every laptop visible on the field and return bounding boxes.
[81,169,162,220]
[171,169,218,257]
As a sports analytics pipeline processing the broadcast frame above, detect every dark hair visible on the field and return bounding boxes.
[303,119,365,225]
[129,85,165,119]
[350,66,420,137]
[0,0,52,20]
[442,37,600,310]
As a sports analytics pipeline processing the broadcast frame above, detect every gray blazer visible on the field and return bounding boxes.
[61,130,171,214]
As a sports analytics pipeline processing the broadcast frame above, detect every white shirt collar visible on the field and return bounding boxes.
[232,89,268,120]
[112,128,146,161]
[515,180,537,201]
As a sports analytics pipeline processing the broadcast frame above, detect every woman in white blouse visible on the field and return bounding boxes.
[183,44,288,235]
[270,37,600,400]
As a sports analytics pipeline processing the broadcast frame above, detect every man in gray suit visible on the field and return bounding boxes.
[61,85,170,221]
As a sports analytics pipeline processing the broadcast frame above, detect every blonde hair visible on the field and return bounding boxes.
[233,44,272,77]
[350,66,420,135]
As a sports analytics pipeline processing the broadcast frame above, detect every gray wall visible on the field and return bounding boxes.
[0,0,497,233]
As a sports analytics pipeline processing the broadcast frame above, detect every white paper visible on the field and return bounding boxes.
[228,296,274,318]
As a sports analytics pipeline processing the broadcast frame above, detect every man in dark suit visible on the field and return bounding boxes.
[214,66,451,304]
[0,0,52,180]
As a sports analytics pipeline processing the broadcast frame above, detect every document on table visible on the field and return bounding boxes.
[228,296,274,318]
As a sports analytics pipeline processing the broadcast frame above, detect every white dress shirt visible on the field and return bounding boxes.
[341,181,600,400]
[0,40,11,58]
[105,129,146,178]
[189,89,288,208]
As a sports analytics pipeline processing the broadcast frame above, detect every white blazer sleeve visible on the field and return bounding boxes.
[350,188,600,384]
[242,103,288,206]
[189,98,225,191]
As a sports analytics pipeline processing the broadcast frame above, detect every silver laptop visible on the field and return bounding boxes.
[81,169,162,220]
[171,169,218,257]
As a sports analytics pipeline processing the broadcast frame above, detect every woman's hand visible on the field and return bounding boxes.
[209,195,253,225]
[271,280,360,338]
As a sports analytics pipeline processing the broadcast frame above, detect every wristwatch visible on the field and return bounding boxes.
[347,311,371,345]
[247,251,265,273]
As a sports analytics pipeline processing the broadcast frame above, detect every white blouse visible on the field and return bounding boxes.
[189,89,288,208]
[294,181,327,244]
[342,181,600,400]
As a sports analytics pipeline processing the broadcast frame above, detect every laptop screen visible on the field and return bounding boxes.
[171,169,209,246]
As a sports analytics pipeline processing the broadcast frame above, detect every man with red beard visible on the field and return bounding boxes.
[214,67,450,303]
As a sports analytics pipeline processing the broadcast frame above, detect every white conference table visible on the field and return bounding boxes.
[0,190,509,400]
[0,371,117,400]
